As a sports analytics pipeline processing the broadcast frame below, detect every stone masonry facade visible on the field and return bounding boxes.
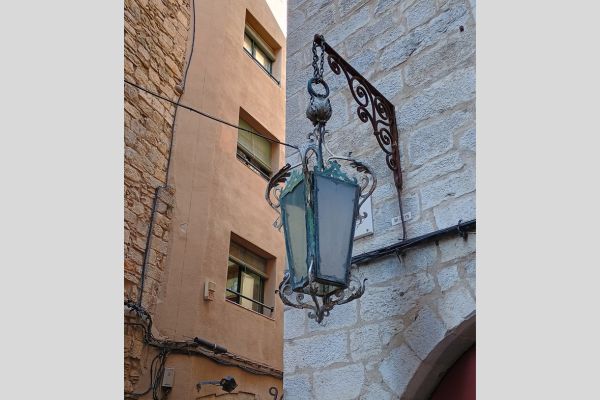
[284,0,475,398]
[124,0,190,394]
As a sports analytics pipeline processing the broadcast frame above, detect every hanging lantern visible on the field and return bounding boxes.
[280,165,360,296]
[265,41,376,323]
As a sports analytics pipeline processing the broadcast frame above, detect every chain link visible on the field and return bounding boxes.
[311,41,324,80]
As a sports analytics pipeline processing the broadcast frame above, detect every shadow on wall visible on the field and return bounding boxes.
[402,313,475,400]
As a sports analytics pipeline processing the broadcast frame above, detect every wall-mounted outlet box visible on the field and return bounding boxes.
[162,368,175,388]
[392,212,413,226]
[204,280,216,301]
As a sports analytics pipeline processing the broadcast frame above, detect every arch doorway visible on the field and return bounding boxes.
[430,345,475,400]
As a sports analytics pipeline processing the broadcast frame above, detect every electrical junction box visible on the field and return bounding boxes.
[354,197,374,240]
[204,280,216,301]
[162,368,175,388]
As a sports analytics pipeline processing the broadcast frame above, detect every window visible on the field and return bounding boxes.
[226,241,272,316]
[237,118,272,179]
[243,26,275,77]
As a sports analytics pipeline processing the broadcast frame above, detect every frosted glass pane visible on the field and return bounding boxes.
[281,181,308,288]
[315,174,358,284]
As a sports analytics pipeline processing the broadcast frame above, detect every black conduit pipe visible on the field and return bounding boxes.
[352,219,476,265]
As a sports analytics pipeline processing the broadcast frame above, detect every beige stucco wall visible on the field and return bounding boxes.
[146,0,287,398]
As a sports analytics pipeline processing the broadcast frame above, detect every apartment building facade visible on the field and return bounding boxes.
[125,1,287,398]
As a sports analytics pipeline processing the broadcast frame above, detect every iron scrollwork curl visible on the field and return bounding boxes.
[315,33,407,239]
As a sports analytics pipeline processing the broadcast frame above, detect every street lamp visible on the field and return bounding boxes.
[266,40,376,323]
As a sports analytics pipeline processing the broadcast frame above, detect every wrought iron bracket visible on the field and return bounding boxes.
[314,34,407,239]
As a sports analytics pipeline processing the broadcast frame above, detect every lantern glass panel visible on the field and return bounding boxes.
[280,179,308,290]
[314,173,360,287]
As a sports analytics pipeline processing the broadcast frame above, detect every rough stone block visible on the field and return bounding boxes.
[437,264,459,291]
[380,0,469,70]
[375,24,407,51]
[307,300,357,333]
[401,244,438,271]
[284,331,348,373]
[360,382,393,400]
[284,308,307,340]
[438,234,475,262]
[464,258,475,291]
[360,272,434,321]
[379,318,405,345]
[379,344,420,395]
[406,0,436,29]
[340,0,370,17]
[346,48,378,76]
[284,374,312,400]
[326,94,350,131]
[372,71,404,100]
[314,364,365,400]
[326,4,371,47]
[406,218,435,237]
[433,192,475,229]
[397,66,475,129]
[459,125,476,151]
[350,324,382,361]
[420,167,475,210]
[437,286,475,329]
[345,16,397,56]
[404,305,447,360]
[360,257,403,286]
[407,109,472,167]
[287,5,335,56]
[404,29,475,88]
[407,152,464,188]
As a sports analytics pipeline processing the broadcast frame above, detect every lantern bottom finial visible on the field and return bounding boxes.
[277,267,367,324]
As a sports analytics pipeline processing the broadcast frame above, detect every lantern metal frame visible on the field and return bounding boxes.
[266,34,407,323]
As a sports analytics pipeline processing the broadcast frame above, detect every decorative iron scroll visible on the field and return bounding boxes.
[277,268,367,324]
[314,34,406,239]
[269,386,283,400]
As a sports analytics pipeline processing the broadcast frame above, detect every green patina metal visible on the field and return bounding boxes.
[279,169,303,198]
[320,160,357,185]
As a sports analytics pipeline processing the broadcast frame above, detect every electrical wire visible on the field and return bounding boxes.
[124,300,283,380]
[124,79,299,152]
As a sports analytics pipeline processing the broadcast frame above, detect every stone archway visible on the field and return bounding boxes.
[401,312,476,400]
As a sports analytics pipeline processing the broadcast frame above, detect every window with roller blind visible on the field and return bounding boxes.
[237,118,273,179]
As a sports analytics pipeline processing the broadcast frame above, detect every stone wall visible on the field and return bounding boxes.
[284,0,475,398]
[124,0,190,394]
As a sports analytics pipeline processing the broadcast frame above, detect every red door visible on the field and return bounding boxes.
[430,345,476,400]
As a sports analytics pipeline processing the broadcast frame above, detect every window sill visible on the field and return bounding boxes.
[225,299,276,321]
[243,49,280,86]
[237,154,271,181]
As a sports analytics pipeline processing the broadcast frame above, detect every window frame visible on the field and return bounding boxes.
[225,246,273,316]
[243,26,279,83]
[237,118,273,180]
